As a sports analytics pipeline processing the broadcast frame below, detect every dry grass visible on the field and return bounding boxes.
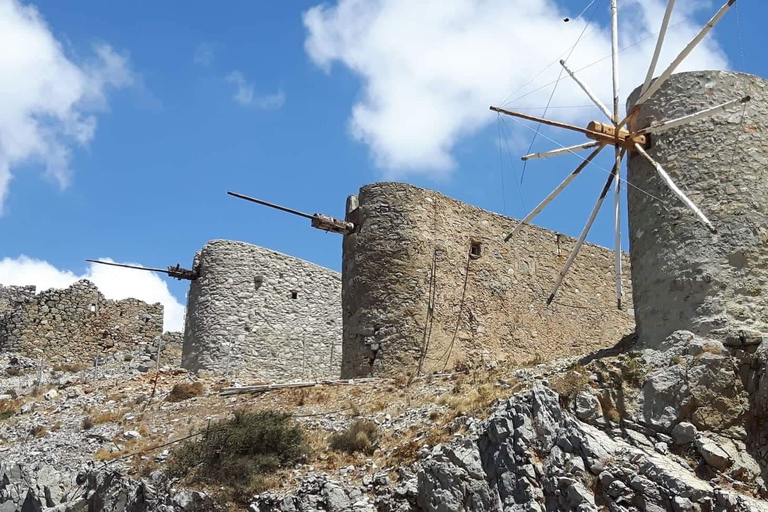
[550,368,589,405]
[329,420,380,455]
[701,344,723,355]
[52,362,89,373]
[387,427,451,467]
[85,410,123,426]
[0,399,19,421]
[30,425,47,438]
[597,393,621,423]
[167,381,205,402]
[167,411,309,505]
[30,385,55,397]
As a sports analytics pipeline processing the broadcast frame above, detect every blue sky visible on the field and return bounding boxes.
[0,0,764,330]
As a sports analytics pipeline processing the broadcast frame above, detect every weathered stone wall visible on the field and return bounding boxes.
[341,182,635,378]
[627,71,768,347]
[181,240,342,381]
[0,280,164,363]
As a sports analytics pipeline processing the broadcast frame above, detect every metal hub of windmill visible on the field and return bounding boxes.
[491,0,748,309]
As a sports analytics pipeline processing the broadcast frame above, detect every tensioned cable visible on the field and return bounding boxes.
[498,114,528,216]
[520,0,604,184]
[503,20,688,109]
[497,116,509,215]
[498,1,602,108]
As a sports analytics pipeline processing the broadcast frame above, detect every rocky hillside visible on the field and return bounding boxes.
[1,329,768,511]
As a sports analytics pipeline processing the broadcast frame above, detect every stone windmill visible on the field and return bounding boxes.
[491,0,766,344]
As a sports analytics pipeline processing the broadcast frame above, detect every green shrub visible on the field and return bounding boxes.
[167,411,309,497]
[329,420,379,455]
[621,352,648,387]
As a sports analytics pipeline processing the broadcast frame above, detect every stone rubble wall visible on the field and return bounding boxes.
[181,239,342,381]
[341,182,636,378]
[627,71,768,347]
[0,285,35,315]
[0,280,164,364]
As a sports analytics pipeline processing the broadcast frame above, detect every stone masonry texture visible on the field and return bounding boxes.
[0,280,164,363]
[341,182,635,378]
[181,239,342,381]
[627,71,768,347]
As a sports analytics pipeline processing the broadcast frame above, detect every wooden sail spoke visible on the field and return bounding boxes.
[637,96,751,135]
[547,151,625,305]
[621,0,738,128]
[521,141,601,161]
[506,145,606,242]
[560,60,613,122]
[634,143,716,233]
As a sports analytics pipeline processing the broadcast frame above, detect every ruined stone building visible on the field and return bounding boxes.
[341,182,636,378]
[0,280,164,363]
[181,240,342,381]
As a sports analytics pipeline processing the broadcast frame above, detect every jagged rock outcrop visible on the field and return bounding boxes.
[252,331,768,511]
[0,463,217,512]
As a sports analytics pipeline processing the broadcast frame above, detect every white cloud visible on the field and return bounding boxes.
[194,42,216,66]
[0,0,133,213]
[0,256,185,332]
[303,0,729,177]
[225,71,286,109]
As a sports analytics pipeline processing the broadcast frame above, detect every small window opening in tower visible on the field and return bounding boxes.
[469,242,482,259]
[291,291,299,300]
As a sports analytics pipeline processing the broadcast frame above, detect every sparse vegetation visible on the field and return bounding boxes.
[671,355,684,366]
[621,352,648,387]
[700,344,723,355]
[550,367,589,405]
[166,381,205,402]
[0,399,19,421]
[84,410,122,426]
[522,354,545,367]
[329,420,380,455]
[167,411,309,501]
[81,416,95,430]
[30,425,47,438]
[52,362,89,373]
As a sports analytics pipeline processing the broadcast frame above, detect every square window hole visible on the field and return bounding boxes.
[290,291,299,300]
[469,242,482,259]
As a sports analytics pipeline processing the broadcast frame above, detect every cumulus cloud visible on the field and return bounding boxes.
[303,0,729,177]
[0,0,133,212]
[225,71,286,109]
[0,256,185,332]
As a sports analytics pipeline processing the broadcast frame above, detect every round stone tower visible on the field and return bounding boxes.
[627,70,768,347]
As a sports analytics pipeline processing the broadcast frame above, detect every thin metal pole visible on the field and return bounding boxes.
[637,96,751,135]
[85,259,168,274]
[506,145,606,241]
[547,151,624,305]
[613,150,623,308]
[560,60,613,122]
[521,141,601,161]
[490,106,603,138]
[620,0,737,127]
[641,0,676,96]
[611,0,623,309]
[227,191,316,220]
[634,143,716,233]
